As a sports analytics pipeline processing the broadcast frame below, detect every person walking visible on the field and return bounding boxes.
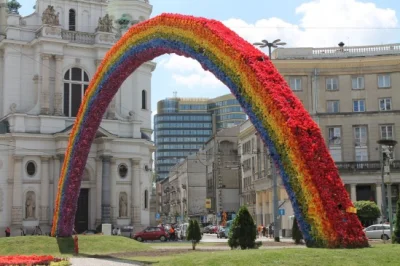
[5,227,10,237]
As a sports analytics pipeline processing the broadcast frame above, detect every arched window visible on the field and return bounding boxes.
[63,68,89,117]
[141,90,147,109]
[144,190,148,209]
[69,9,76,31]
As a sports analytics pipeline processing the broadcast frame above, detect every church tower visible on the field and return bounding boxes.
[107,0,152,32]
[0,0,8,35]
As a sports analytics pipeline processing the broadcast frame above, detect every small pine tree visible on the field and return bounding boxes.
[186,219,202,250]
[393,197,400,244]
[292,217,303,245]
[228,205,257,250]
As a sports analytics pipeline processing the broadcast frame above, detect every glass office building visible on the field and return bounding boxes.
[154,94,246,180]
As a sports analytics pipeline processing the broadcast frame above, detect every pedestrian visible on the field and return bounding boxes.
[269,224,274,238]
[262,226,267,237]
[5,227,10,237]
[117,228,121,236]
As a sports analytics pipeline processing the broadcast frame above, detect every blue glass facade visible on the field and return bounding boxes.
[154,95,246,180]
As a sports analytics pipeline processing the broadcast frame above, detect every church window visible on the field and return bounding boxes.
[142,90,147,109]
[118,164,128,178]
[144,190,148,209]
[26,161,36,177]
[63,68,89,117]
[69,9,76,31]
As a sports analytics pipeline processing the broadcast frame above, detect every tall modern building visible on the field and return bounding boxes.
[154,94,246,180]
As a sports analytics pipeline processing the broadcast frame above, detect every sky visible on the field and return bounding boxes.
[18,0,400,119]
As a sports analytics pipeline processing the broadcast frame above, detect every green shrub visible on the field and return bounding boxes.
[354,201,381,225]
[228,206,257,250]
[292,217,303,244]
[186,219,202,250]
[393,198,400,244]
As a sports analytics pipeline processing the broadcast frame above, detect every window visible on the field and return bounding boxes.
[144,190,148,209]
[26,161,36,176]
[327,100,339,113]
[326,77,338,91]
[352,76,364,90]
[354,126,367,147]
[142,90,147,109]
[378,74,391,88]
[379,98,392,111]
[355,148,368,162]
[328,127,341,145]
[353,99,365,112]
[380,125,393,140]
[63,68,89,117]
[118,164,128,178]
[69,9,76,31]
[289,77,302,91]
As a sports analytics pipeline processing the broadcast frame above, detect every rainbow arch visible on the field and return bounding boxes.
[51,13,368,248]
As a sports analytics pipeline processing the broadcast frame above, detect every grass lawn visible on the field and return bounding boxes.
[0,235,149,257]
[128,244,400,266]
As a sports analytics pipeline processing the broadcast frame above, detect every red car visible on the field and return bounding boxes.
[132,226,169,242]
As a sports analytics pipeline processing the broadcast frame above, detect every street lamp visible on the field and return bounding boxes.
[253,39,286,242]
[253,39,287,58]
[377,139,397,239]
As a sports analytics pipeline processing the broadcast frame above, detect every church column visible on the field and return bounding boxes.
[40,54,51,114]
[376,184,382,213]
[130,159,141,226]
[54,55,64,115]
[101,155,112,223]
[95,157,102,226]
[11,156,23,225]
[350,184,357,202]
[40,156,51,224]
[110,158,117,225]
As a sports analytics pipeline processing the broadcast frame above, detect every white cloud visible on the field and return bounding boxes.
[160,0,398,88]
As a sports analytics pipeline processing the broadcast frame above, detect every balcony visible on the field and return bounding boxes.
[335,161,400,172]
[61,30,95,44]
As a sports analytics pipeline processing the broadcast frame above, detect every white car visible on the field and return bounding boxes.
[177,223,189,240]
[363,224,391,240]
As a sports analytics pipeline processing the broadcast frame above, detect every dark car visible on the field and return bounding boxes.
[81,229,98,235]
[132,226,169,242]
[217,226,227,238]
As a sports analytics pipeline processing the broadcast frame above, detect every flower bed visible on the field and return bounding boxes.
[0,255,63,266]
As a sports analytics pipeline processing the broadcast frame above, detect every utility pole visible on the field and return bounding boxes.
[253,39,286,242]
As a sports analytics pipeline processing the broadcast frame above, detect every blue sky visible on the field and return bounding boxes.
[18,0,400,116]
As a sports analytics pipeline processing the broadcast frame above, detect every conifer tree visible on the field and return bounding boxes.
[228,205,257,249]
[187,219,202,250]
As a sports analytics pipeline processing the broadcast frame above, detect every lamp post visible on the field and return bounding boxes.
[253,39,286,242]
[377,139,397,239]
[253,39,287,59]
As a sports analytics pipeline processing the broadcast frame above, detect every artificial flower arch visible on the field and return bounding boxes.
[51,13,368,248]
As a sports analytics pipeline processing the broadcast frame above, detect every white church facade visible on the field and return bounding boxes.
[0,0,156,236]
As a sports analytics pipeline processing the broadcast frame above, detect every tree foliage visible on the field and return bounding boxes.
[228,206,257,250]
[354,201,381,221]
[292,217,303,244]
[186,219,202,250]
[393,198,400,244]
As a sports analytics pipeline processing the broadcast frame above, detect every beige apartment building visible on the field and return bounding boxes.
[271,43,400,218]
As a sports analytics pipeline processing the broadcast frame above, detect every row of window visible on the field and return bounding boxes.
[216,121,243,129]
[157,144,203,150]
[328,125,394,147]
[155,115,212,122]
[156,166,174,172]
[156,151,193,157]
[289,74,392,91]
[208,99,240,109]
[155,123,212,129]
[156,130,212,136]
[212,106,243,114]
[326,98,392,113]
[156,137,209,143]
[179,104,208,110]
[216,113,247,122]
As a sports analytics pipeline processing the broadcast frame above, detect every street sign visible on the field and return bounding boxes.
[278,209,285,216]
[217,212,221,217]
[155,213,160,219]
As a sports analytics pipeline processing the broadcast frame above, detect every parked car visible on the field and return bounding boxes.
[363,224,391,240]
[217,226,227,239]
[202,225,214,234]
[132,226,169,242]
[81,229,98,235]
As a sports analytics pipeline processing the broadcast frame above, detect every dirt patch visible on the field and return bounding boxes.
[96,249,214,258]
